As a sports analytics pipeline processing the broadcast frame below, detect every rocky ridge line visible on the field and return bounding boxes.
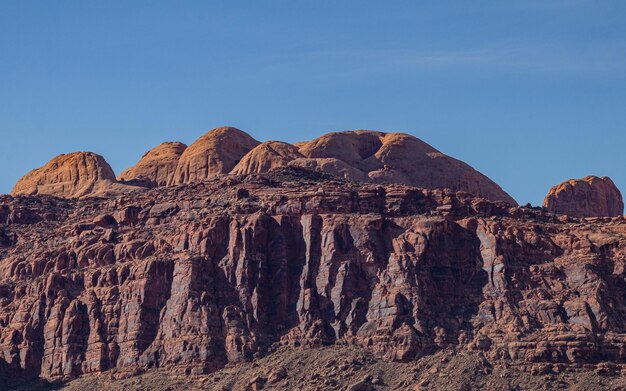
[11,127,518,206]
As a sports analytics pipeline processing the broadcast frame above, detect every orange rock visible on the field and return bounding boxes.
[11,152,138,198]
[288,157,367,181]
[118,141,187,187]
[231,141,302,175]
[170,127,259,185]
[299,130,385,167]
[298,130,517,204]
[543,176,624,217]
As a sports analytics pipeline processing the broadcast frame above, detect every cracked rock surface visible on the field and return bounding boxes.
[1,168,625,388]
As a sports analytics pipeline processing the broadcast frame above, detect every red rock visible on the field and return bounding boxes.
[288,157,367,181]
[298,130,517,204]
[170,127,259,185]
[1,169,625,383]
[543,176,624,217]
[231,141,303,175]
[11,129,517,205]
[118,142,187,187]
[11,152,141,199]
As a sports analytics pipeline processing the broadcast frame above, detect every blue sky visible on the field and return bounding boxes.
[1,1,625,205]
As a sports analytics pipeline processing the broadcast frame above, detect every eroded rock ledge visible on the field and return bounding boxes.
[1,168,625,382]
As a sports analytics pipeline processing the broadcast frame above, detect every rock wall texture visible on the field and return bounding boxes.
[118,142,187,187]
[1,168,625,382]
[544,176,624,218]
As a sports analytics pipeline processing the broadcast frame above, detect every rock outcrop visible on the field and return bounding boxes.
[228,129,517,204]
[11,128,518,205]
[544,176,624,217]
[170,127,260,185]
[297,130,517,204]
[118,142,187,187]
[1,168,625,384]
[288,157,367,182]
[10,152,138,198]
[230,141,303,175]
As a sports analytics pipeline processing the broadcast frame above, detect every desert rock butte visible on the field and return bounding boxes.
[544,175,624,217]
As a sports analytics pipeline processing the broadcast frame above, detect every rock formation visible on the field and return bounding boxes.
[10,152,138,198]
[544,175,624,217]
[229,129,516,204]
[296,130,517,204]
[230,141,303,175]
[288,157,368,182]
[1,168,625,385]
[170,127,260,185]
[118,142,187,187]
[11,128,519,205]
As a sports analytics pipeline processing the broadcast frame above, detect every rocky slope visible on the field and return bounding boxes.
[544,176,624,218]
[1,167,625,389]
[8,345,626,391]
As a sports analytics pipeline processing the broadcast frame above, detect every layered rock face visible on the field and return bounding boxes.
[1,168,625,382]
[118,142,187,187]
[10,152,138,198]
[544,176,624,217]
[170,127,260,185]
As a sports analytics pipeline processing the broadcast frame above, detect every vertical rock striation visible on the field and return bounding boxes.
[0,171,625,382]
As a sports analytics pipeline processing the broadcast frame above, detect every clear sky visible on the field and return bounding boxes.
[1,1,625,205]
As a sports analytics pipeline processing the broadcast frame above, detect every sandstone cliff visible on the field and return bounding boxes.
[544,176,624,217]
[1,168,625,384]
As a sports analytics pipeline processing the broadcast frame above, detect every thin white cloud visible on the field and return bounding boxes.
[297,40,626,76]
